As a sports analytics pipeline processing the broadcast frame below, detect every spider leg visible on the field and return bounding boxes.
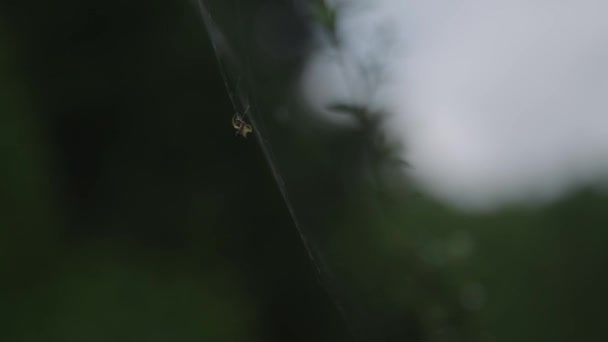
[232,113,243,130]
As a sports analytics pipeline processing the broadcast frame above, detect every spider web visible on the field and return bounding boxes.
[198,0,318,268]
[196,0,331,301]
[196,0,250,117]
[195,0,366,339]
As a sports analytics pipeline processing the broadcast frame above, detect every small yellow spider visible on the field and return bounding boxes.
[232,113,253,138]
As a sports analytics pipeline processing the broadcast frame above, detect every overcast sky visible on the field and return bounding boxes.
[301,0,608,211]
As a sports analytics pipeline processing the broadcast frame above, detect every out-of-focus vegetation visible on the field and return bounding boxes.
[2,0,608,341]
[0,1,347,341]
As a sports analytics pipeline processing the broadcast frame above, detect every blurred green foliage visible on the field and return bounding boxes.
[2,1,608,342]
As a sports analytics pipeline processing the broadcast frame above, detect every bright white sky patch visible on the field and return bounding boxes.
[301,0,608,211]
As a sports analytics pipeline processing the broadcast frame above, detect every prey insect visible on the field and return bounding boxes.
[232,113,253,138]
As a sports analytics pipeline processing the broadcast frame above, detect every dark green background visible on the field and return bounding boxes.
[2,1,608,341]
[0,1,350,341]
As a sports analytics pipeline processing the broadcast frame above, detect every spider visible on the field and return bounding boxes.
[232,113,253,138]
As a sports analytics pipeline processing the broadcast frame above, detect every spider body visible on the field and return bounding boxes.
[232,113,253,138]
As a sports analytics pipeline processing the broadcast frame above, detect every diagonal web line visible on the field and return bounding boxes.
[196,1,365,339]
[196,0,250,116]
[196,0,323,276]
